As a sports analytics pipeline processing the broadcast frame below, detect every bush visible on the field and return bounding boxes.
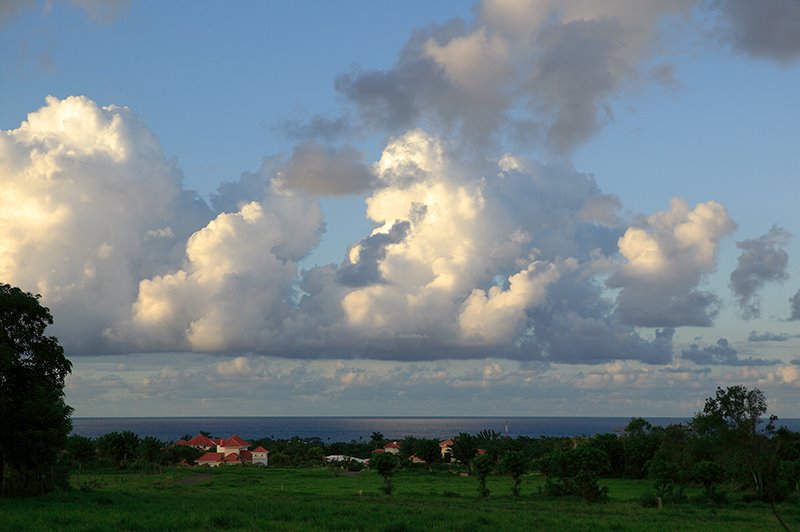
[541,446,609,502]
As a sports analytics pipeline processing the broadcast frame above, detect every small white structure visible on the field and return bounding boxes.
[251,446,269,466]
[324,455,366,464]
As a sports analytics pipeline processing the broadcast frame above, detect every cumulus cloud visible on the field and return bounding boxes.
[789,289,800,321]
[772,365,800,386]
[681,338,779,366]
[0,95,212,353]
[0,101,691,365]
[608,198,736,327]
[116,192,323,353]
[713,0,800,62]
[729,225,791,318]
[337,221,411,287]
[7,1,774,368]
[278,142,374,196]
[747,331,789,342]
[334,0,693,153]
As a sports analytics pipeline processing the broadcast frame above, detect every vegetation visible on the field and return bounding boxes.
[1,466,798,531]
[0,284,73,497]
[2,333,798,532]
[370,452,398,494]
[472,453,494,497]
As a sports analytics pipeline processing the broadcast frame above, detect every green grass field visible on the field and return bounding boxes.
[1,467,796,531]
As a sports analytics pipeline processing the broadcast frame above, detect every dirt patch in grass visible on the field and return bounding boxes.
[176,473,214,485]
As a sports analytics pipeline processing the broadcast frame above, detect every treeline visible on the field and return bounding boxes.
[60,385,800,506]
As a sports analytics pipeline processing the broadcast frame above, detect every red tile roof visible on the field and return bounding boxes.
[184,434,217,447]
[371,448,385,453]
[439,439,454,447]
[223,452,240,462]
[252,446,269,453]
[196,452,224,463]
[240,450,253,461]
[220,434,251,447]
[384,441,400,449]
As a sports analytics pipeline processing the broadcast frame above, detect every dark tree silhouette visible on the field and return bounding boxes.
[692,385,773,494]
[370,431,385,449]
[370,452,398,494]
[414,438,441,472]
[472,453,494,497]
[0,284,73,497]
[452,433,477,471]
[502,450,528,496]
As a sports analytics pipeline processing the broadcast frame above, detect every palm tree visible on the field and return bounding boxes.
[370,431,385,449]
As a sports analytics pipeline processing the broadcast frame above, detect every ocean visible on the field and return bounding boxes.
[69,415,784,442]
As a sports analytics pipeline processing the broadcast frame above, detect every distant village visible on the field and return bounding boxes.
[177,434,463,467]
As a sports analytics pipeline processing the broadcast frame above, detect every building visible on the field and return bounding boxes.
[177,434,269,467]
[439,439,454,461]
[383,441,401,455]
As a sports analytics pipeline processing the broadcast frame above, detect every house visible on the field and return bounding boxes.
[177,434,269,467]
[439,439,453,461]
[383,441,401,455]
[177,434,218,451]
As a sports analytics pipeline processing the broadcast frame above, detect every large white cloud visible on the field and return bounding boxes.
[0,101,699,365]
[609,198,736,327]
[0,95,211,353]
[115,190,323,353]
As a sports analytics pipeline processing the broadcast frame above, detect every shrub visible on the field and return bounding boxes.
[541,446,609,502]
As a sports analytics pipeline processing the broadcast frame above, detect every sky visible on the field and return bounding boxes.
[2,0,800,418]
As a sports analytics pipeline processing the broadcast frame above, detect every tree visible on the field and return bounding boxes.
[588,433,625,477]
[648,423,692,502]
[692,385,773,493]
[502,450,528,496]
[66,435,96,471]
[621,418,662,479]
[472,453,494,497]
[370,452,398,494]
[451,433,477,471]
[96,431,140,468]
[541,446,610,502]
[0,284,73,497]
[370,431,385,449]
[136,436,165,471]
[414,438,441,473]
[692,460,724,500]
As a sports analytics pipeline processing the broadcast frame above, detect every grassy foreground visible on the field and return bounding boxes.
[1,467,796,531]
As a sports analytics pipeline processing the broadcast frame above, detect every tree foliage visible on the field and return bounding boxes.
[370,452,398,495]
[692,385,773,494]
[540,446,610,502]
[414,438,441,472]
[502,450,528,496]
[472,453,494,497]
[0,284,73,497]
[451,433,477,470]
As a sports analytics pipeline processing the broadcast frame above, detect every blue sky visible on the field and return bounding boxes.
[2,0,799,418]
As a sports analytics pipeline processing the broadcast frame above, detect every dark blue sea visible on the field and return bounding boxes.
[66,416,746,442]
